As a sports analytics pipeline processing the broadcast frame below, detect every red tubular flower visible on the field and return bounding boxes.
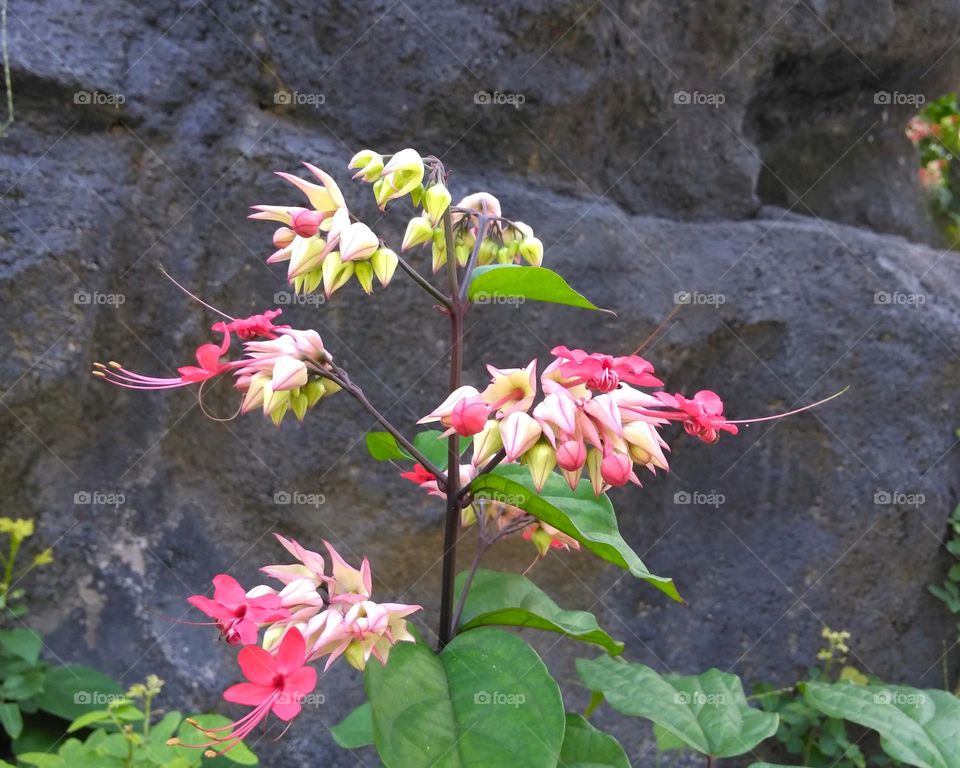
[180,629,317,757]
[187,574,290,645]
[551,346,663,392]
[655,390,738,445]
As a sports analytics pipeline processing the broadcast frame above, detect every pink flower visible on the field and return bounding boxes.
[187,574,290,645]
[480,360,538,416]
[450,396,492,436]
[551,346,662,392]
[260,534,330,587]
[183,629,317,757]
[655,390,738,445]
[221,310,287,340]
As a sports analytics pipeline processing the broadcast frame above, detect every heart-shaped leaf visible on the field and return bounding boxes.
[331,702,374,749]
[467,265,612,312]
[802,682,960,768]
[469,465,680,602]
[577,656,779,758]
[455,569,624,654]
[365,627,564,768]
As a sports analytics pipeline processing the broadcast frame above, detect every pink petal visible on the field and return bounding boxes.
[212,574,247,606]
[275,628,307,676]
[223,682,274,706]
[237,645,277,685]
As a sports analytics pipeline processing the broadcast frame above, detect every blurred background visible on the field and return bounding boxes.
[2,0,960,765]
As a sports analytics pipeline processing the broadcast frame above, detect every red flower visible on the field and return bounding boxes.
[187,574,290,645]
[551,346,663,392]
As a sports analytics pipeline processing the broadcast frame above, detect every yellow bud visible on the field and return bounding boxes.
[348,149,384,182]
[354,260,374,295]
[371,247,399,287]
[519,236,543,266]
[423,183,452,226]
[344,641,367,671]
[523,440,557,492]
[401,215,434,252]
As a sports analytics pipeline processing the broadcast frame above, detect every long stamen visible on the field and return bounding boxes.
[727,387,848,425]
[159,267,236,322]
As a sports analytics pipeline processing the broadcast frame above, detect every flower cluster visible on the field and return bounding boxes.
[419,347,737,496]
[906,96,960,235]
[93,310,340,425]
[179,535,420,757]
[252,162,398,298]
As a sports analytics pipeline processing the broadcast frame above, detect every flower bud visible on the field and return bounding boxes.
[354,260,374,295]
[450,396,491,437]
[600,452,632,487]
[273,226,295,249]
[472,420,504,466]
[523,439,557,492]
[528,527,554,557]
[339,222,379,262]
[556,439,587,471]
[378,148,425,208]
[586,447,604,496]
[348,150,384,182]
[371,247,399,287]
[432,229,447,273]
[519,236,543,266]
[500,411,542,461]
[291,391,309,421]
[288,236,326,280]
[291,209,323,238]
[304,379,327,407]
[402,215,435,252]
[423,183,452,226]
[272,356,309,392]
[322,251,354,298]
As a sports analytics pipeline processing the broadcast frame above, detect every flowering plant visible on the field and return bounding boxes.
[94,149,844,765]
[907,94,960,239]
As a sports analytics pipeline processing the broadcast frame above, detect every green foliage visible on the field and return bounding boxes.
[907,95,960,238]
[467,264,611,312]
[364,627,565,768]
[454,568,624,654]
[576,656,779,758]
[365,429,471,466]
[559,713,631,768]
[330,703,373,750]
[928,499,960,694]
[469,465,681,601]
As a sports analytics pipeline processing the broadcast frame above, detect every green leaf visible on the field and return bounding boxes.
[577,656,779,758]
[454,569,624,654]
[0,702,22,739]
[2,668,45,700]
[33,664,124,721]
[331,702,373,749]
[654,722,689,752]
[365,627,565,768]
[365,431,410,461]
[67,709,112,732]
[467,265,612,313]
[469,465,681,602]
[749,764,815,768]
[179,714,259,765]
[0,629,42,664]
[413,430,471,468]
[802,682,960,768]
[560,713,632,767]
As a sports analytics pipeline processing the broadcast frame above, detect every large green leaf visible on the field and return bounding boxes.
[366,431,410,461]
[802,682,960,768]
[33,665,124,721]
[365,627,565,768]
[331,702,374,749]
[365,430,471,468]
[467,265,611,312]
[560,713,632,768]
[454,569,624,654]
[577,656,779,758]
[0,629,42,664]
[469,465,681,602]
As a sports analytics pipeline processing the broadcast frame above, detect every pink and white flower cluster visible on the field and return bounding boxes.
[180,535,420,757]
[419,346,738,496]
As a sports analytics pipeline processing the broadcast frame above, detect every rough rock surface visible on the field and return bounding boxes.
[3,0,960,765]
